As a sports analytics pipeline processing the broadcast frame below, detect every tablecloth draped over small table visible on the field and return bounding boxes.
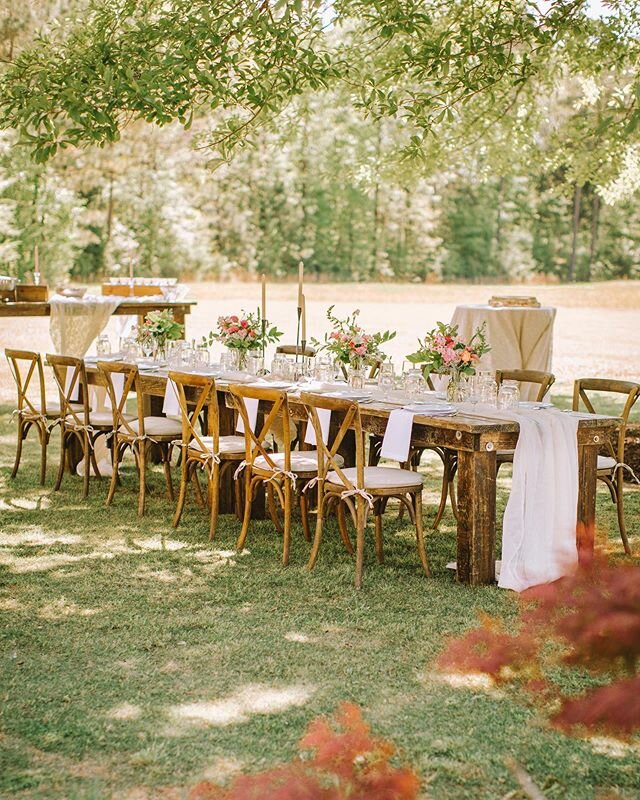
[451,304,556,400]
[467,406,579,592]
[49,294,122,357]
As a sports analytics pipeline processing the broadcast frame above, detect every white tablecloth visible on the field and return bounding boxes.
[451,304,556,401]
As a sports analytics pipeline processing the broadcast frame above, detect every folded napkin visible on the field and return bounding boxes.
[304,408,332,446]
[379,409,419,463]
[162,379,180,416]
[104,372,125,410]
[236,397,259,435]
[492,408,580,592]
[64,366,80,403]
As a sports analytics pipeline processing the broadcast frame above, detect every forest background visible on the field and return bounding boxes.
[1,0,640,286]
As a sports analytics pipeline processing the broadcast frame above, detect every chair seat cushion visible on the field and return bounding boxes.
[119,416,182,436]
[30,400,86,417]
[326,465,422,490]
[597,455,617,472]
[254,450,344,475]
[66,410,128,427]
[190,435,246,456]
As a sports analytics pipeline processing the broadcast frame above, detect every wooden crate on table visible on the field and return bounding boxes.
[102,283,164,297]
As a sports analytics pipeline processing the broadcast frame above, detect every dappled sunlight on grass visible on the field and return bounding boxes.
[588,737,640,759]
[106,703,143,722]
[169,684,316,729]
[39,597,103,619]
[420,669,502,696]
[0,528,81,546]
[0,495,51,512]
[284,631,318,644]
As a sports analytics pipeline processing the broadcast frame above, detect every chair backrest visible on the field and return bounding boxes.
[228,384,291,472]
[46,354,91,427]
[572,378,640,463]
[5,349,47,416]
[276,344,316,357]
[495,369,555,403]
[299,392,365,491]
[97,361,143,438]
[167,371,218,454]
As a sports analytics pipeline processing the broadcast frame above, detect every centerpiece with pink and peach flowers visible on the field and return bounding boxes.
[203,311,282,370]
[406,321,490,401]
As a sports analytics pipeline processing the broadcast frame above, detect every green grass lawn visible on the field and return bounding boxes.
[0,405,639,799]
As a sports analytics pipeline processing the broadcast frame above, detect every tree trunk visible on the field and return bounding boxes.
[587,191,600,282]
[568,183,582,282]
[371,120,383,278]
[493,176,505,275]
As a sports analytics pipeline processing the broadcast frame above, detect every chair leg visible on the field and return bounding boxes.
[432,459,450,530]
[162,445,174,501]
[54,429,66,491]
[374,507,384,564]
[266,483,283,533]
[11,420,26,479]
[282,479,292,566]
[307,493,325,570]
[414,489,431,577]
[236,474,254,551]
[172,452,189,528]
[337,501,354,554]
[615,470,632,556]
[354,497,366,589]
[137,442,147,516]
[299,491,312,542]
[209,463,220,542]
[38,423,48,485]
[106,443,121,507]
[82,432,91,499]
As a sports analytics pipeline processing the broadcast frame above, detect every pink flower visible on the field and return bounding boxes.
[442,347,458,364]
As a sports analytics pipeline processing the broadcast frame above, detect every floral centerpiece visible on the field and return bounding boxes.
[134,309,184,360]
[406,321,490,401]
[313,306,396,382]
[203,310,282,369]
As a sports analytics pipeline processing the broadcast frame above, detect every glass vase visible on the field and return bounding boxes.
[446,371,462,403]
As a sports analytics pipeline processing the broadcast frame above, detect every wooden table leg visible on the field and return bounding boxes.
[456,449,497,585]
[576,443,597,564]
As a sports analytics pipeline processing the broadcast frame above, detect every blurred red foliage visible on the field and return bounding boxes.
[437,544,640,738]
[189,703,420,800]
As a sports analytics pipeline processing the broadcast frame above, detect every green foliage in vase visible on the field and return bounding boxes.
[406,321,490,377]
[134,309,184,350]
[312,305,396,367]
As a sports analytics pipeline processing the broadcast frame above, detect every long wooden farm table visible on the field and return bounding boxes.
[0,299,196,328]
[84,366,618,586]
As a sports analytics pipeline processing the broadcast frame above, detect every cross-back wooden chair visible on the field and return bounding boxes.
[495,369,555,403]
[5,349,57,484]
[47,353,112,498]
[301,392,430,589]
[573,378,640,555]
[229,384,323,565]
[169,372,245,540]
[369,366,455,530]
[98,361,180,516]
[495,369,556,475]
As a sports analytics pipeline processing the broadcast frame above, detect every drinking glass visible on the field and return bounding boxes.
[313,355,333,382]
[270,354,288,378]
[478,373,498,406]
[403,368,426,398]
[497,380,521,410]
[377,362,395,393]
[166,340,185,368]
[121,337,137,361]
[247,354,264,376]
[95,335,111,356]
[193,345,210,370]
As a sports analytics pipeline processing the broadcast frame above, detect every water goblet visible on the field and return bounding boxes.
[96,334,111,357]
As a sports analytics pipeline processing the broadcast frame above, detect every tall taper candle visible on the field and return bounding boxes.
[261,273,267,320]
[297,261,304,309]
[301,293,307,342]
[34,245,39,272]
[129,257,134,282]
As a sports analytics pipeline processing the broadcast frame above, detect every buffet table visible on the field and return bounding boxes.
[0,299,196,326]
